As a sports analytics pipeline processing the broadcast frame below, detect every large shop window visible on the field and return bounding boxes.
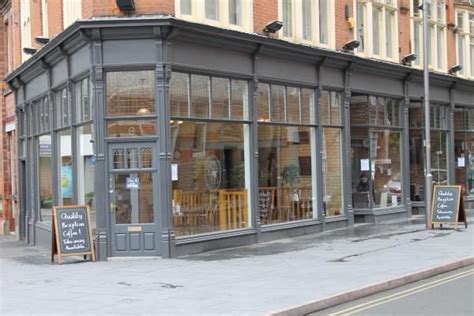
[454,108,474,198]
[351,95,402,209]
[356,0,398,61]
[409,102,449,202]
[106,71,156,138]
[321,91,344,216]
[58,129,73,206]
[170,72,251,236]
[280,0,335,48]
[38,135,53,224]
[257,83,316,224]
[411,0,446,71]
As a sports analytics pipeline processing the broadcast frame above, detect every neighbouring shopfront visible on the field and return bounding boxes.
[7,17,473,260]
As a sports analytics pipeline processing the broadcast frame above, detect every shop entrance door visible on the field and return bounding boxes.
[108,144,159,256]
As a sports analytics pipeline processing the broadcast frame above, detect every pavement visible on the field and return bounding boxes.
[0,213,473,315]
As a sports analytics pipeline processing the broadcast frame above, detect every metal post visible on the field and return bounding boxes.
[422,0,432,229]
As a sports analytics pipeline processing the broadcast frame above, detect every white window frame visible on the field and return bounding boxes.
[278,0,336,49]
[354,0,399,62]
[410,0,447,72]
[63,0,82,30]
[175,0,253,33]
[455,9,474,79]
[20,0,32,63]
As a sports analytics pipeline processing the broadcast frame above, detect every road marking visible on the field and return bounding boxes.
[329,269,474,316]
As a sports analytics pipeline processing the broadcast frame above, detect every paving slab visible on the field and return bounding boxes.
[1,214,473,315]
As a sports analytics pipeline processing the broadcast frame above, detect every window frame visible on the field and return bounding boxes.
[175,0,253,33]
[278,0,336,49]
[455,9,474,79]
[410,0,447,72]
[354,0,399,62]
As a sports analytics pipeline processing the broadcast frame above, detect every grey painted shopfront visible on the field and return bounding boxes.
[6,17,474,260]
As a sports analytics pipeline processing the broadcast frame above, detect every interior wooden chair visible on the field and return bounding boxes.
[218,189,248,230]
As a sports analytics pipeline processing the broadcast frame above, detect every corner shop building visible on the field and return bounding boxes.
[6,17,474,260]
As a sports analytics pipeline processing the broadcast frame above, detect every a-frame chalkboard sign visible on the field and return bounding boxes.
[430,185,468,230]
[51,205,96,264]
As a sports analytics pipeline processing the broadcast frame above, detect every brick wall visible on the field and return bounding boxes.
[47,0,63,38]
[335,0,354,50]
[446,0,457,69]
[398,0,411,62]
[253,0,277,35]
[30,0,43,49]
[82,0,174,19]
[0,14,4,215]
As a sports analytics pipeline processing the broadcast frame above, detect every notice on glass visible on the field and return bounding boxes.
[360,159,370,171]
[172,164,178,181]
[457,157,465,167]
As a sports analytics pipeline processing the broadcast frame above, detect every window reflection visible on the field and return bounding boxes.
[77,124,96,230]
[39,135,53,224]
[58,129,73,206]
[171,121,250,236]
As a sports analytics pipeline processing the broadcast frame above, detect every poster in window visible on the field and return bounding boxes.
[61,165,73,198]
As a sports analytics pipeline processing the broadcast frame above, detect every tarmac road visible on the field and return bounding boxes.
[310,265,474,316]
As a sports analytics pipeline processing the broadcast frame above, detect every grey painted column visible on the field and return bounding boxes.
[403,76,413,216]
[251,46,262,237]
[344,64,354,226]
[90,29,108,261]
[315,64,325,226]
[448,85,456,185]
[155,26,175,258]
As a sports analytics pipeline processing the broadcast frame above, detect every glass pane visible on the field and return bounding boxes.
[431,131,448,185]
[191,75,210,118]
[170,72,189,117]
[351,127,371,208]
[113,149,125,169]
[282,0,292,37]
[287,87,300,124]
[106,71,155,116]
[58,129,73,206]
[373,7,381,55]
[77,124,96,230]
[270,85,285,122]
[211,77,229,119]
[321,90,330,125]
[82,78,91,121]
[385,10,393,58]
[107,120,156,137]
[229,0,241,25]
[453,109,466,131]
[301,88,313,124]
[75,81,82,123]
[467,133,474,196]
[319,0,328,44]
[127,148,139,169]
[61,88,69,126]
[409,102,423,127]
[171,121,250,236]
[437,27,444,70]
[323,128,343,216]
[112,173,154,224]
[39,135,53,224]
[302,0,312,41]
[180,0,191,15]
[231,79,248,120]
[141,148,153,168]
[455,132,467,192]
[258,125,315,224]
[205,0,219,20]
[409,129,425,201]
[372,130,401,207]
[357,2,365,51]
[330,91,342,125]
[350,95,369,125]
[414,22,420,65]
[256,83,270,122]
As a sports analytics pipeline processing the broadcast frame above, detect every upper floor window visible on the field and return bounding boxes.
[355,0,398,61]
[455,9,474,79]
[279,0,335,48]
[176,0,252,32]
[411,0,447,71]
[63,0,82,29]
